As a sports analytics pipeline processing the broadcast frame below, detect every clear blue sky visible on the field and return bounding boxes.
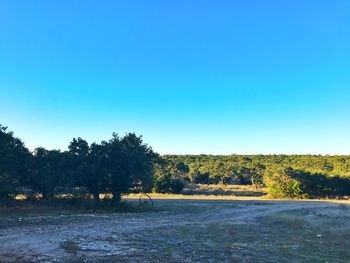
[1,0,350,154]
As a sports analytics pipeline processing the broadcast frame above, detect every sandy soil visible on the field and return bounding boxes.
[0,199,349,263]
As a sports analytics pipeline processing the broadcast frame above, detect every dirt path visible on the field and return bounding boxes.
[0,199,347,263]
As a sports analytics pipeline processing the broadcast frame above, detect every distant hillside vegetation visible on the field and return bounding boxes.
[163,155,350,198]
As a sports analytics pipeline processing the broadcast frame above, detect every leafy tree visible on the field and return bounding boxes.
[153,159,188,194]
[263,167,304,198]
[190,170,210,184]
[85,142,110,201]
[0,125,31,199]
[106,133,155,202]
[241,163,265,188]
[120,133,156,192]
[68,137,90,196]
[31,148,69,199]
[263,167,350,198]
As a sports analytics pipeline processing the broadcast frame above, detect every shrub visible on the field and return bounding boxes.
[192,172,210,184]
[153,175,184,194]
[264,167,350,198]
[264,168,305,198]
[153,158,188,194]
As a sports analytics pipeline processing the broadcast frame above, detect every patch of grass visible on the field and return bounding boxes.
[263,213,305,228]
[257,208,350,262]
[115,205,350,262]
[182,184,267,197]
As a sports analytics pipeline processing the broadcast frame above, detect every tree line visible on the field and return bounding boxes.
[1,124,158,202]
[1,124,350,201]
[164,155,350,198]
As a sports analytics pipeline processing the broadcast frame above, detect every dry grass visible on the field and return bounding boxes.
[256,206,350,262]
[124,193,267,201]
[182,183,267,196]
[125,184,268,201]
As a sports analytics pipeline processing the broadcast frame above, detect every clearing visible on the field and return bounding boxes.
[0,198,349,262]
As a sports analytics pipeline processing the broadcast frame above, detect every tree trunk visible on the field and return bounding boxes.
[111,193,121,205]
[93,193,100,202]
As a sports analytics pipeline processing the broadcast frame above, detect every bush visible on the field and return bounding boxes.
[192,172,210,184]
[153,175,184,194]
[264,168,305,198]
[264,167,350,198]
[152,158,188,194]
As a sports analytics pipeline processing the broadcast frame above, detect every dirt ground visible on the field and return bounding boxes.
[0,198,349,263]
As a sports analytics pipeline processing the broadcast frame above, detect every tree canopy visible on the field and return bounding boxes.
[0,124,156,202]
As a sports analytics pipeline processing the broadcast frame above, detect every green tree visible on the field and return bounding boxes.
[68,137,90,197]
[85,142,110,201]
[0,125,31,199]
[264,167,305,198]
[31,148,69,199]
[106,133,155,202]
[153,159,189,194]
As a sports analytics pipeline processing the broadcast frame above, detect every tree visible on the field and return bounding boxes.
[0,125,31,199]
[106,133,155,202]
[190,170,210,184]
[263,167,304,198]
[153,159,189,194]
[120,133,156,192]
[31,148,69,199]
[84,142,110,201]
[239,163,265,189]
[68,137,90,197]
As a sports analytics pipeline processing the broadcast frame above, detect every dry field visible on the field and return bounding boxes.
[181,184,267,196]
[0,197,350,263]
